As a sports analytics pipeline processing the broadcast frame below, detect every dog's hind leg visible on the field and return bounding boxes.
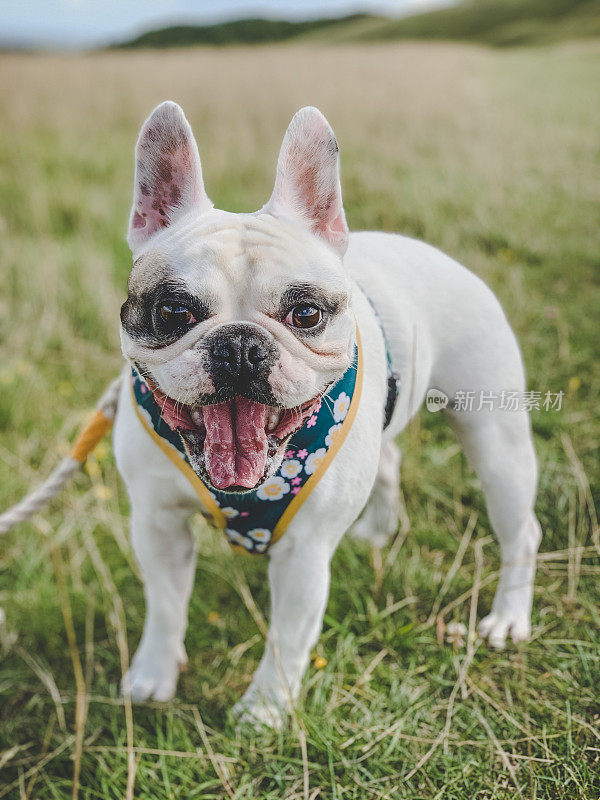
[447,408,541,649]
[349,439,402,547]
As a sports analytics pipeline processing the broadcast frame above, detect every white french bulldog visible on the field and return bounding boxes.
[114,101,541,728]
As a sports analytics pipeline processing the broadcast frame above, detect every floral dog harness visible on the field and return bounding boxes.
[131,330,364,554]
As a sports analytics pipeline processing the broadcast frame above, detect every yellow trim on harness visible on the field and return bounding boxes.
[129,384,227,530]
[70,409,114,463]
[129,326,363,549]
[269,326,363,546]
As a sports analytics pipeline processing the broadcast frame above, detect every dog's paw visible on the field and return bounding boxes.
[121,642,186,702]
[231,689,287,731]
[478,611,531,650]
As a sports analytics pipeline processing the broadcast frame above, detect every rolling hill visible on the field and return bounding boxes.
[117,15,380,48]
[116,0,600,49]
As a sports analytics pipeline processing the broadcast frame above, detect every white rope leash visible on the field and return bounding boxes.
[0,458,80,534]
[0,375,122,535]
[94,374,123,419]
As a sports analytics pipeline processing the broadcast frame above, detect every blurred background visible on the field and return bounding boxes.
[1,1,599,798]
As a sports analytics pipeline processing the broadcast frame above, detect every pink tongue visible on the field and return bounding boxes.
[202,398,269,489]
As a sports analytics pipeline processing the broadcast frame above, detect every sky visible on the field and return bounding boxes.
[0,0,448,48]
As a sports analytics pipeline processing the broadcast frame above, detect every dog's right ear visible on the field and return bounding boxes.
[127,101,212,253]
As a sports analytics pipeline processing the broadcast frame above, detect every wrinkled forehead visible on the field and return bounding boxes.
[128,210,349,301]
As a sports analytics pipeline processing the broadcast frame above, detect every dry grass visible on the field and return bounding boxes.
[0,41,599,798]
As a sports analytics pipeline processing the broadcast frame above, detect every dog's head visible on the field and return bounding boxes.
[120,102,355,493]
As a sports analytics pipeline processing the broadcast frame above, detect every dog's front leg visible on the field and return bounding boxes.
[233,534,334,729]
[121,501,196,702]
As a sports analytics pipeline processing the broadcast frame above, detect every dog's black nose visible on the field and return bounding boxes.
[205,325,277,399]
[210,334,270,373]
[210,341,237,367]
[247,341,269,366]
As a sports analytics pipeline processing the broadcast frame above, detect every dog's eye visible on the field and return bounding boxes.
[285,304,323,329]
[159,303,196,330]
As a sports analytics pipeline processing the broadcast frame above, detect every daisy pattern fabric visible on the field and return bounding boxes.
[130,334,362,554]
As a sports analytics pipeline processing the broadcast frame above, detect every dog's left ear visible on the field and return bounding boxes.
[127,101,212,252]
[264,107,348,256]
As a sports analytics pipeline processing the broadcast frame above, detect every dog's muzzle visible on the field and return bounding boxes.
[203,323,278,404]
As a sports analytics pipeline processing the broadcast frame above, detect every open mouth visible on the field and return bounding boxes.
[146,381,320,492]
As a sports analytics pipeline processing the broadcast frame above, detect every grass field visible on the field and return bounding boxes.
[0,41,599,799]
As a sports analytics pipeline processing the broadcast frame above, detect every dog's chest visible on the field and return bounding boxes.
[130,339,362,554]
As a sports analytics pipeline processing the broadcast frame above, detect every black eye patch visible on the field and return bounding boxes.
[120,282,212,347]
[278,282,346,322]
